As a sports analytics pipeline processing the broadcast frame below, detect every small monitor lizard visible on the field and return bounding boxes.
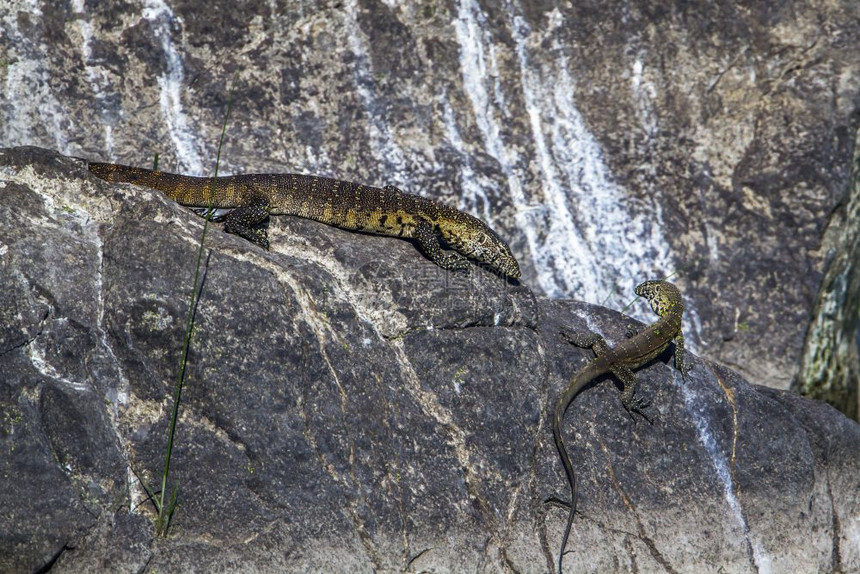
[87,162,521,278]
[553,280,691,573]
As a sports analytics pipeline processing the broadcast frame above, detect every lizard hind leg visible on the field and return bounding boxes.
[223,197,271,250]
[610,364,651,423]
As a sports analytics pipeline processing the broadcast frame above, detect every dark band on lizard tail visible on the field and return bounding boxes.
[87,162,521,278]
[553,280,691,573]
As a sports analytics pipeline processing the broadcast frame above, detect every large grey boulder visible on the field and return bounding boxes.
[0,147,857,572]
[2,0,859,416]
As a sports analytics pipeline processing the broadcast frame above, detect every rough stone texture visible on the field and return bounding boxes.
[1,147,858,572]
[795,132,860,419]
[1,0,859,415]
[555,0,860,403]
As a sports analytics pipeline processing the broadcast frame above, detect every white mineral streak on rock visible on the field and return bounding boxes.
[343,0,408,184]
[440,98,492,220]
[453,0,542,272]
[510,11,593,299]
[456,2,678,310]
[680,377,772,574]
[71,0,116,157]
[631,55,659,143]
[28,328,90,393]
[511,7,676,304]
[141,0,204,174]
[1,0,70,153]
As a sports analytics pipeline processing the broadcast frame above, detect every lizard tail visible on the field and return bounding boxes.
[88,162,225,207]
[89,162,172,190]
[552,368,597,574]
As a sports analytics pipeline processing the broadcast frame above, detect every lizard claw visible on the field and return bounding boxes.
[543,496,572,510]
[622,394,653,424]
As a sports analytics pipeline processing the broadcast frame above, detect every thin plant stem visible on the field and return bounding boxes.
[154,89,235,536]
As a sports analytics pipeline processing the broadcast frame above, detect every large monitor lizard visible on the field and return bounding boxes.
[87,162,521,278]
[553,280,691,573]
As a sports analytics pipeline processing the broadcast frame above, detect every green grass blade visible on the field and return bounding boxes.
[153,86,235,536]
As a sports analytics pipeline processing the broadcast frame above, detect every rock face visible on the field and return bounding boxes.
[1,147,858,572]
[1,0,859,415]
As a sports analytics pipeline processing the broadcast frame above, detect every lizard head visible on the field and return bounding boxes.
[438,216,521,278]
[635,280,683,317]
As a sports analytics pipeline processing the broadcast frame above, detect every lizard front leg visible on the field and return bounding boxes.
[560,330,610,354]
[413,218,470,272]
[223,197,270,249]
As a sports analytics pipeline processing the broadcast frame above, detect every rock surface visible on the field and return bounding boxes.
[1,147,857,572]
[1,0,859,413]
